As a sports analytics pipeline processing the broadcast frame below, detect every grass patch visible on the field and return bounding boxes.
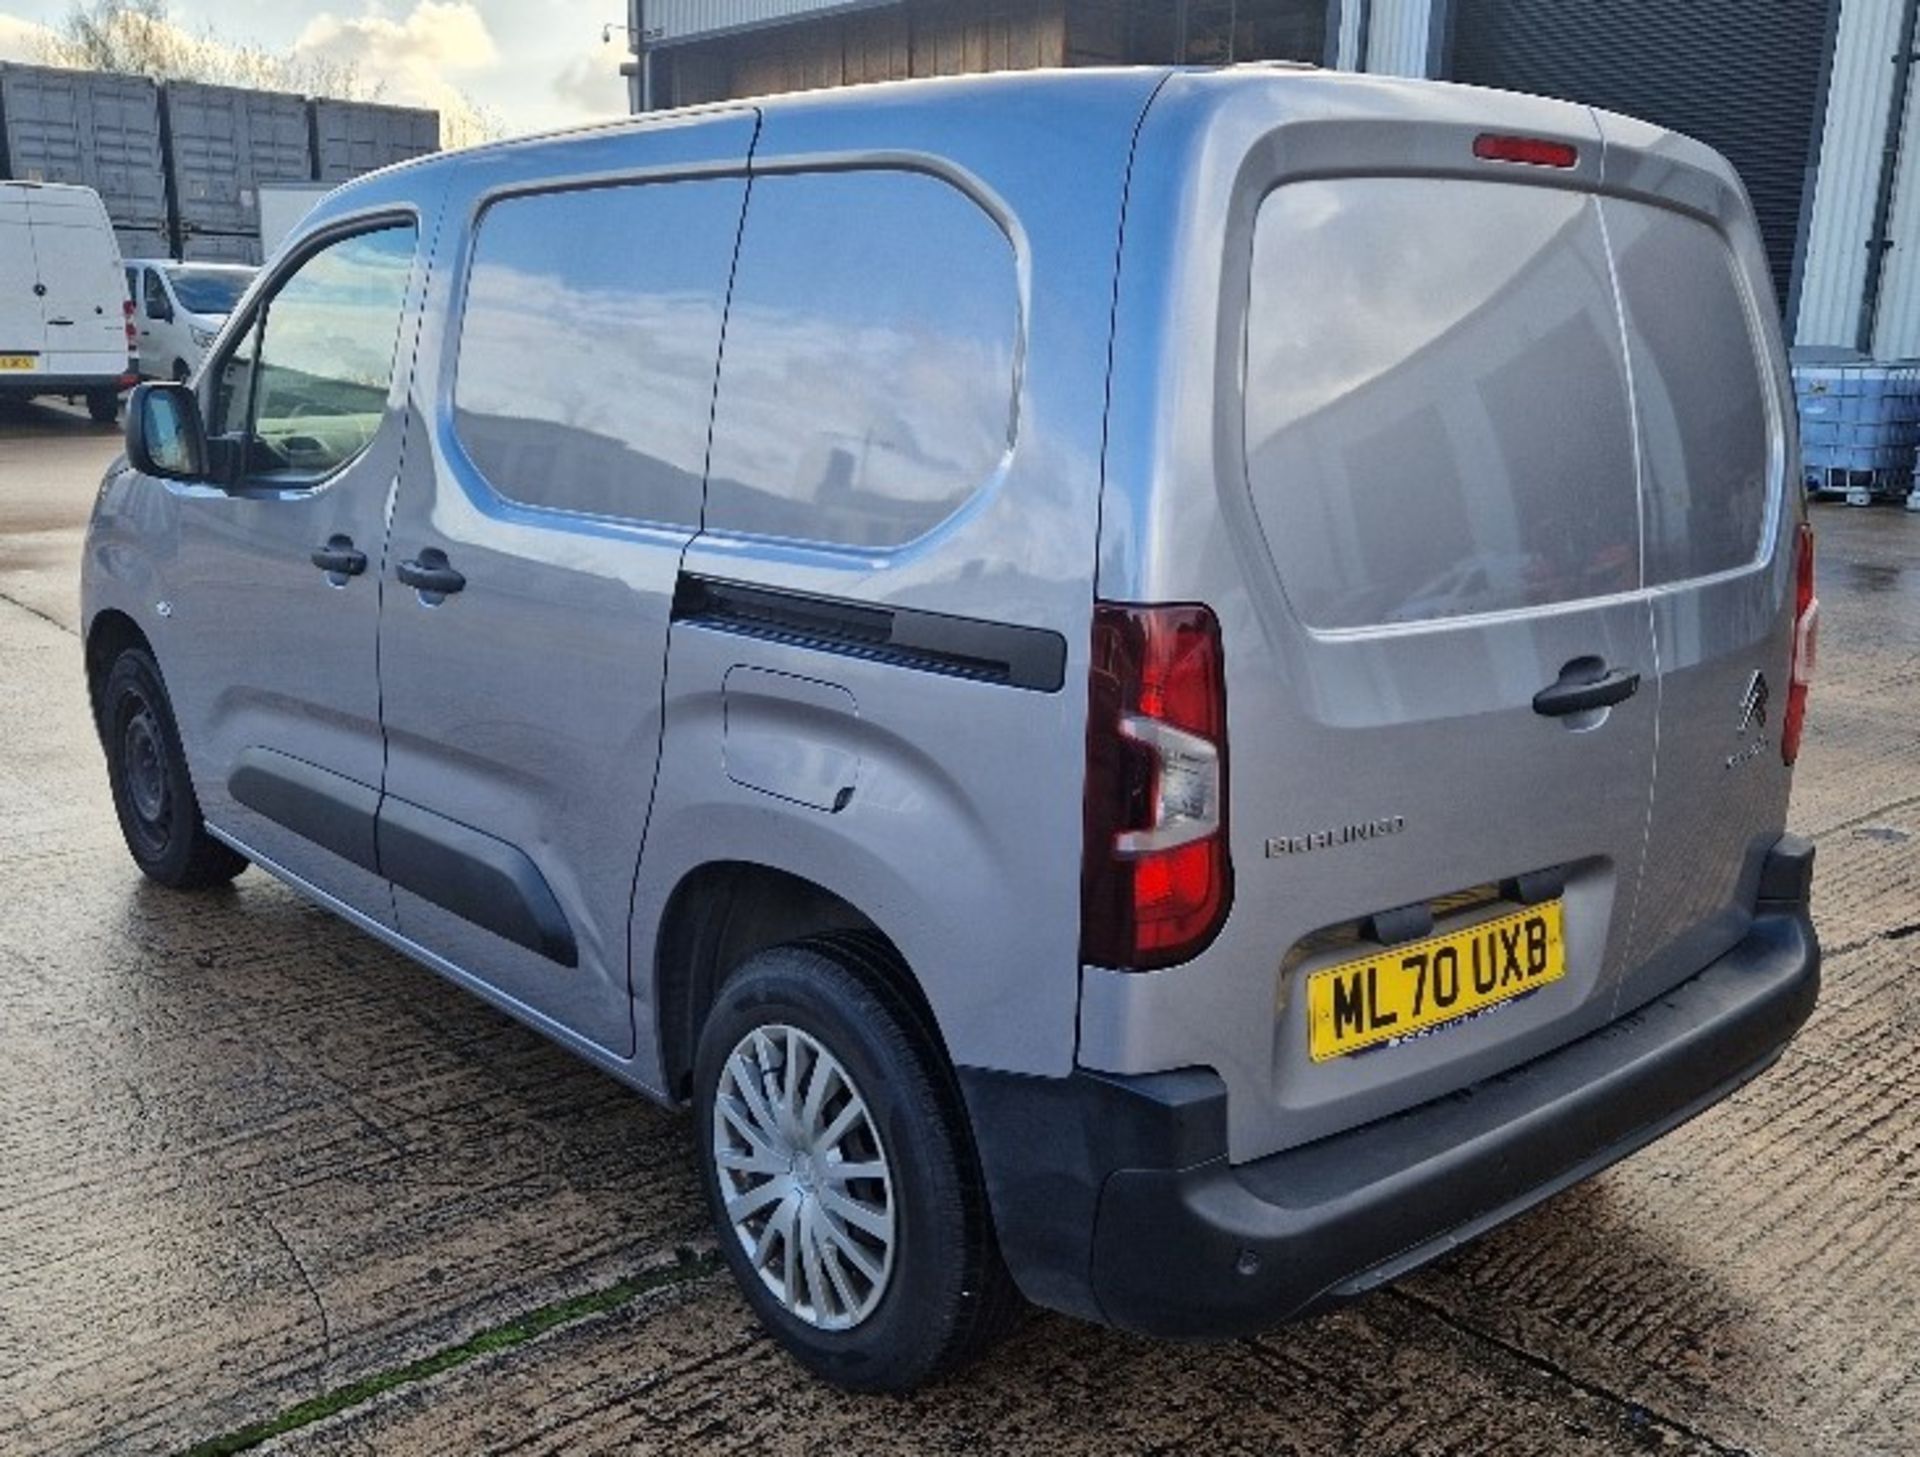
[180,1250,722,1457]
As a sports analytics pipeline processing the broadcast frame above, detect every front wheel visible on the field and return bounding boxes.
[693,939,1022,1391]
[101,647,247,889]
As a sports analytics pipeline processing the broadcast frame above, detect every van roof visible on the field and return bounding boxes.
[319,64,1735,245]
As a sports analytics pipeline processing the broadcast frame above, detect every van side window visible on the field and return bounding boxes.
[1605,202,1773,584]
[451,178,742,526]
[143,269,169,320]
[211,222,416,482]
[704,169,1020,550]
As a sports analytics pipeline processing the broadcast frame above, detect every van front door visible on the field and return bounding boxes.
[160,213,426,925]
[373,120,753,1058]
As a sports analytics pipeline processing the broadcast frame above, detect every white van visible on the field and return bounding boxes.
[0,181,133,421]
[124,260,255,382]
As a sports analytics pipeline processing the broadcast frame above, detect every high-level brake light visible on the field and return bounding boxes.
[1473,133,1579,169]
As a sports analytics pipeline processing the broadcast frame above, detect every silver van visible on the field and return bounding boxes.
[83,67,1822,1391]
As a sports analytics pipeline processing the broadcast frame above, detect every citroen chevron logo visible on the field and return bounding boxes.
[1738,670,1770,737]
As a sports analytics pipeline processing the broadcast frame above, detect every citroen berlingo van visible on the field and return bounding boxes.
[82,66,1822,1392]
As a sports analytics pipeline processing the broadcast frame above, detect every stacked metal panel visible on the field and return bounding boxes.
[311,99,440,183]
[165,80,310,261]
[0,64,168,246]
[1,64,438,261]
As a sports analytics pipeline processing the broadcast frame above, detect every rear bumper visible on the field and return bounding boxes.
[0,373,126,396]
[960,842,1820,1339]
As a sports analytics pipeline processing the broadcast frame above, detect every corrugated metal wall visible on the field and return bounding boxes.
[1365,0,1436,76]
[1450,0,1832,311]
[1793,0,1900,350]
[1857,1,1920,357]
[666,0,1067,104]
[1333,0,1366,69]
[649,0,902,45]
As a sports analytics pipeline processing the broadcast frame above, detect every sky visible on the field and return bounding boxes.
[0,0,635,139]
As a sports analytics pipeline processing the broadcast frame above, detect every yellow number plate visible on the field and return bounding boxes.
[0,355,37,371]
[1307,901,1566,1062]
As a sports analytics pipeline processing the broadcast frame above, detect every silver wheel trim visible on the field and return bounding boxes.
[712,1023,896,1331]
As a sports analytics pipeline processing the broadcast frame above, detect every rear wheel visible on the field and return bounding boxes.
[693,939,1022,1391]
[101,648,246,889]
[85,389,119,424]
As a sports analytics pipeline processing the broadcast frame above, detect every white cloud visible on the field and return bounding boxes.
[0,15,57,64]
[292,2,497,117]
[550,47,626,121]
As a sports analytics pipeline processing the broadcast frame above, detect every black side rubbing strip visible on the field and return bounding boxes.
[673,575,1067,693]
[229,747,381,874]
[377,797,579,968]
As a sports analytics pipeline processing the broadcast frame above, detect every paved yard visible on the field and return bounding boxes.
[1,397,1917,1455]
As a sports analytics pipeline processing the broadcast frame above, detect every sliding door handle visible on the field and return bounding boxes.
[397,548,465,597]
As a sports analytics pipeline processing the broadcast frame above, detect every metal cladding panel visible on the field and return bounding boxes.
[164,81,313,234]
[1868,30,1920,356]
[311,99,440,182]
[1795,0,1902,349]
[1449,0,1833,310]
[0,64,167,229]
[650,0,902,45]
[1364,0,1436,75]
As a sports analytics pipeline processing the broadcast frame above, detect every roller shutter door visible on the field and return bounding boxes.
[1450,0,1833,308]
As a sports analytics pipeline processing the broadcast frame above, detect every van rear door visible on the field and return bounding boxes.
[1089,83,1671,1160]
[1226,166,1661,1151]
[25,187,126,377]
[1595,121,1798,1014]
[0,188,47,372]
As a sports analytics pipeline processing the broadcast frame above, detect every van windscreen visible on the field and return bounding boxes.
[1243,177,1640,630]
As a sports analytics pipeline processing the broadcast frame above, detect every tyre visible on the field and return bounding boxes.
[100,647,247,889]
[694,938,1023,1391]
[171,361,190,384]
[86,389,120,424]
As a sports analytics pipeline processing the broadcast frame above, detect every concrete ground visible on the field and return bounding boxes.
[1,396,1916,1456]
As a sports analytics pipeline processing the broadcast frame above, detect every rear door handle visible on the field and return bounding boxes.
[397,548,465,597]
[1533,660,1641,717]
[310,535,367,579]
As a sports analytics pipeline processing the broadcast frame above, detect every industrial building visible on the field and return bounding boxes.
[622,0,1920,363]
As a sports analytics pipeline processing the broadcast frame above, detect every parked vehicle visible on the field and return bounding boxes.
[81,68,1821,1392]
[124,261,255,381]
[2,181,132,421]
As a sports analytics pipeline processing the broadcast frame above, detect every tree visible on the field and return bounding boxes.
[37,0,499,147]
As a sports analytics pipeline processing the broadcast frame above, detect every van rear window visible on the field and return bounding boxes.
[1605,200,1773,585]
[1244,178,1641,630]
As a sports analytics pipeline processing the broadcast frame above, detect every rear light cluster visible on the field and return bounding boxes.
[1082,603,1232,970]
[1783,522,1818,766]
[1473,133,1579,169]
[122,298,136,348]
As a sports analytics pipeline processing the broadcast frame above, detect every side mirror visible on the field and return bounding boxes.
[126,382,208,480]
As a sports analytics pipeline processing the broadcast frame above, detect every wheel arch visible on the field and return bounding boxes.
[651,860,943,1103]
[84,608,155,741]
